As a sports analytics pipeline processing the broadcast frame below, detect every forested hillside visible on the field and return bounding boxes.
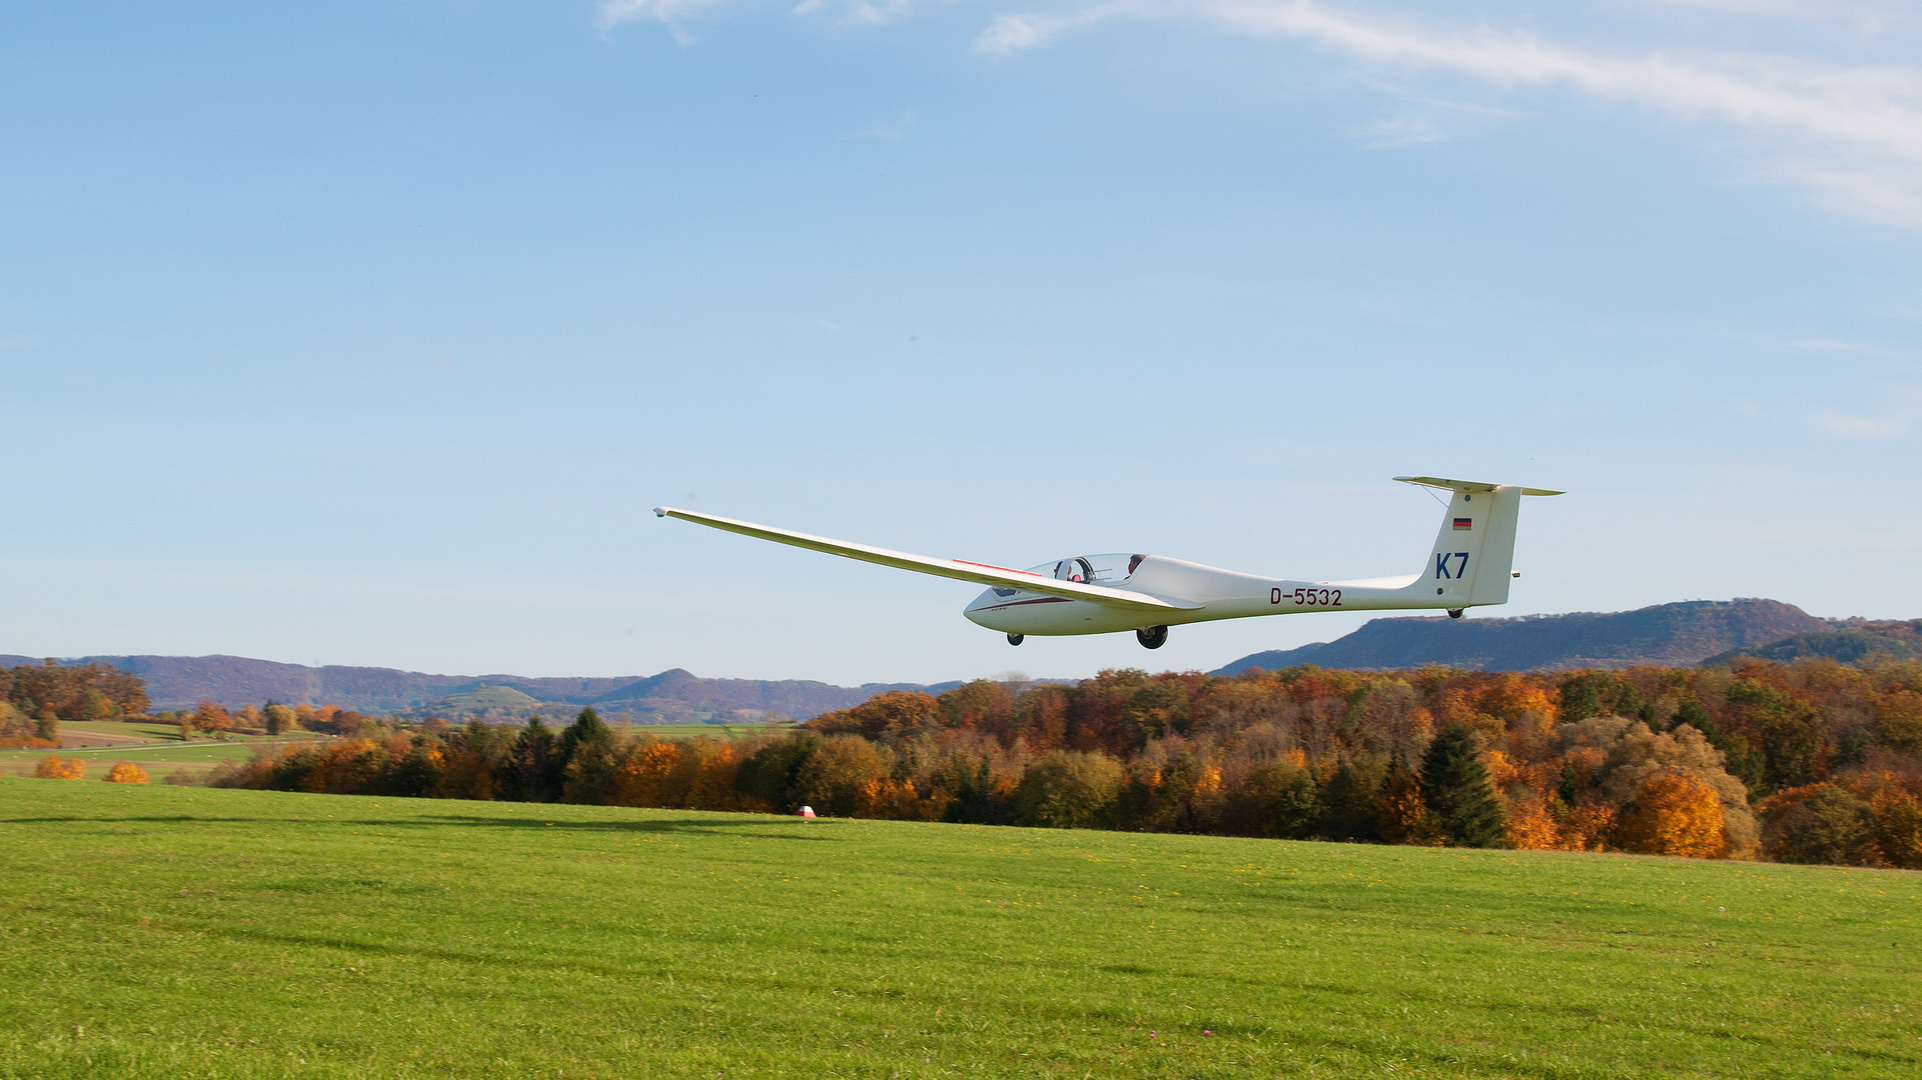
[0,654,953,721]
[1703,619,1922,667]
[1216,598,1826,674]
[206,657,1922,869]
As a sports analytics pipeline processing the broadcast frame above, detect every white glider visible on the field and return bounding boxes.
[655,476,1561,649]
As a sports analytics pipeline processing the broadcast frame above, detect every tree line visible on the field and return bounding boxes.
[0,661,152,746]
[203,657,1922,868]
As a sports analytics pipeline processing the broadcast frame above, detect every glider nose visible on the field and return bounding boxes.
[962,589,1004,628]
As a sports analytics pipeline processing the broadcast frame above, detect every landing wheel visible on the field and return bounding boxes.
[1447,609,1464,620]
[1136,625,1168,650]
[1007,633,1024,646]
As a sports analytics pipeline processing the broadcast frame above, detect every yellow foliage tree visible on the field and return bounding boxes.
[1870,788,1922,869]
[1617,771,1728,858]
[34,756,87,779]
[105,761,149,784]
[611,740,682,807]
[1504,790,1565,850]
[1561,796,1618,851]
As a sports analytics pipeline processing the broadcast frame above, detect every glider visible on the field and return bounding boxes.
[655,476,1561,649]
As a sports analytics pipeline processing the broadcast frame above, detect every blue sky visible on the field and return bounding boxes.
[3,0,1919,686]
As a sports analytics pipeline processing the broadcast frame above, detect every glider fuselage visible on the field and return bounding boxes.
[962,556,1434,636]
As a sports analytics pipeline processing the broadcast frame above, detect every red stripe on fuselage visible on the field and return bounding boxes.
[976,597,1074,613]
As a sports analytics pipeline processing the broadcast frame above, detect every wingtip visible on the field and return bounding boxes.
[653,506,669,518]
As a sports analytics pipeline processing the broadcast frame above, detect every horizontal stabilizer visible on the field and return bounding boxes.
[1395,475,1564,497]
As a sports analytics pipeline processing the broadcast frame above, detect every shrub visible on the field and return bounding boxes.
[105,762,149,785]
[34,756,87,780]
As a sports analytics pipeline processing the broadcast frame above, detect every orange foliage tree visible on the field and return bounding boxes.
[1616,772,1728,858]
[192,701,233,733]
[34,756,87,779]
[105,762,149,784]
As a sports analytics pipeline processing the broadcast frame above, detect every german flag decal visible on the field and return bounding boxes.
[1452,517,1473,530]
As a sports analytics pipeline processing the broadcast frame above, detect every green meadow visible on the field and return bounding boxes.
[1,737,322,778]
[1,778,1916,1079]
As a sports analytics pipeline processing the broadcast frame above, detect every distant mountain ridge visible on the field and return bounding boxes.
[9,599,1896,718]
[1701,619,1922,667]
[0,653,958,721]
[1212,599,1829,675]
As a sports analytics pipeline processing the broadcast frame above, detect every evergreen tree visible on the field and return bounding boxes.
[557,707,609,760]
[942,758,1002,825]
[1319,756,1387,841]
[1419,724,1509,847]
[559,707,618,803]
[503,717,562,802]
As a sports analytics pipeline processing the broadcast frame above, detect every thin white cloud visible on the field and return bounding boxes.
[1349,115,1450,148]
[599,0,1922,222]
[1785,337,1909,356]
[598,0,740,30]
[973,1,1922,222]
[1815,411,1901,436]
[845,108,921,141]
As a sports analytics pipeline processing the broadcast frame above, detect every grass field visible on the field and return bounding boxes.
[0,737,328,778]
[1,779,1916,1079]
[56,720,186,741]
[627,723,793,740]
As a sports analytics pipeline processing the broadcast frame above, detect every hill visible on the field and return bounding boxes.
[1701,619,1922,667]
[1213,598,1826,675]
[0,653,958,721]
[5,780,1915,1078]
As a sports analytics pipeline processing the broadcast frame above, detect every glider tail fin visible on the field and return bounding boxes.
[1394,477,1563,609]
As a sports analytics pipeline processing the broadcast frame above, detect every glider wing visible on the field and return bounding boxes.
[654,507,1200,612]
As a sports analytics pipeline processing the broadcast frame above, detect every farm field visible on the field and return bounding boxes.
[626,722,794,740]
[0,779,1916,1079]
[55,720,185,742]
[0,737,327,778]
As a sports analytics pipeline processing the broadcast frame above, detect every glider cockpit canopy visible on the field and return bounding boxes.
[993,553,1145,596]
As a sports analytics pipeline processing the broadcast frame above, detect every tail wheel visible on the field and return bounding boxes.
[1447,609,1464,619]
[1136,625,1168,650]
[1007,633,1025,646]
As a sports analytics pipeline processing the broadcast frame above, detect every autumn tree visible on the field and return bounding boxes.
[105,762,150,785]
[810,691,944,742]
[1869,788,1922,869]
[192,701,233,733]
[793,735,894,817]
[1375,761,1442,845]
[1760,784,1880,865]
[1222,758,1320,839]
[933,752,1007,825]
[1615,772,1727,857]
[1419,724,1509,847]
[735,731,821,812]
[34,756,87,779]
[1015,751,1123,829]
